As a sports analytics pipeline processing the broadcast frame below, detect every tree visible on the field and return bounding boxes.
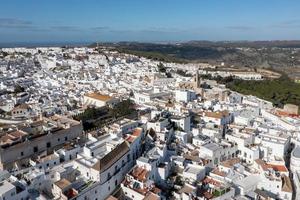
[166,72,172,78]
[14,85,25,93]
[129,90,134,97]
[157,62,166,73]
[110,99,135,118]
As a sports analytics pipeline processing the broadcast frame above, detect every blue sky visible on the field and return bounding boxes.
[0,0,300,43]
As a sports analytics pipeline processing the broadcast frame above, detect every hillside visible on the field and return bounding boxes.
[92,41,300,79]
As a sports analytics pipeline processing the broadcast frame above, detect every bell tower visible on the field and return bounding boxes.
[195,69,201,88]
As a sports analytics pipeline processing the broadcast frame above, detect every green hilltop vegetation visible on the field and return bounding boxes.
[207,74,300,109]
[117,48,187,63]
[94,41,300,70]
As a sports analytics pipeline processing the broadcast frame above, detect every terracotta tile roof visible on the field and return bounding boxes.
[220,158,240,168]
[37,153,58,163]
[183,154,200,163]
[203,177,221,187]
[13,103,30,110]
[269,164,288,172]
[123,128,142,143]
[55,178,71,190]
[132,128,143,137]
[65,188,78,199]
[203,191,214,199]
[131,166,149,182]
[9,130,28,138]
[106,196,118,200]
[0,130,27,145]
[125,135,136,143]
[143,192,160,200]
[204,110,229,119]
[255,159,288,172]
[92,141,130,172]
[151,187,161,194]
[211,169,226,177]
[282,175,292,193]
[275,109,299,118]
[85,93,112,102]
[0,135,14,145]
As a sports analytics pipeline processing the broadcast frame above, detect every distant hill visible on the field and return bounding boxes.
[90,41,300,78]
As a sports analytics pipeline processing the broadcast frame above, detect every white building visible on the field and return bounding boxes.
[175,90,196,103]
[199,141,238,167]
[182,164,206,183]
[290,145,300,173]
[0,179,29,200]
[170,115,191,132]
[256,132,291,160]
[121,165,163,200]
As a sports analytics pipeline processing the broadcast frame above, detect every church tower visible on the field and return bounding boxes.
[194,69,201,88]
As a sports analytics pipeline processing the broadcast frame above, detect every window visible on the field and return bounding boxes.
[33,146,38,153]
[214,158,218,165]
[21,152,24,156]
[58,138,60,142]
[47,142,51,148]
[65,136,68,141]
[115,180,118,186]
[127,154,130,162]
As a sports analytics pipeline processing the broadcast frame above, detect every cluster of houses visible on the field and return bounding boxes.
[0,47,299,200]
